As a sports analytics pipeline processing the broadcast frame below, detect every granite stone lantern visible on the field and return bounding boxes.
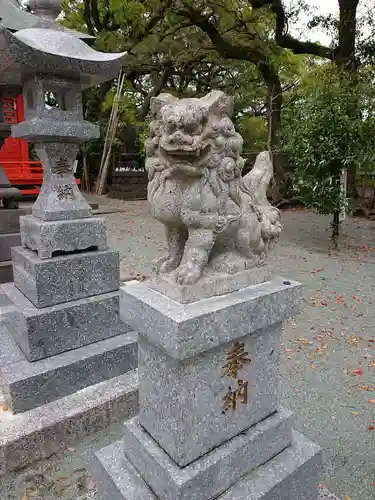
[0,3,138,474]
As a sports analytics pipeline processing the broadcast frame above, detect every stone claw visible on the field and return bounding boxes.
[174,264,202,285]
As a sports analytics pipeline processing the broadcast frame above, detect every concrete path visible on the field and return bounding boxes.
[1,196,374,499]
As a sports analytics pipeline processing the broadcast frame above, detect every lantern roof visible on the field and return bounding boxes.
[0,26,124,87]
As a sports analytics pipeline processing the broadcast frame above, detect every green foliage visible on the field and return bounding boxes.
[237,115,268,152]
[283,64,375,215]
[135,122,149,159]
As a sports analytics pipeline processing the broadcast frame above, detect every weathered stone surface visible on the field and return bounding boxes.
[2,283,129,361]
[28,143,95,221]
[146,91,281,286]
[218,431,322,500]
[120,277,302,360]
[20,214,107,259]
[0,232,21,261]
[1,327,137,413]
[150,266,271,304]
[93,441,157,500]
[0,208,28,234]
[93,432,322,500]
[12,246,119,307]
[138,323,281,466]
[122,409,292,500]
[0,370,138,476]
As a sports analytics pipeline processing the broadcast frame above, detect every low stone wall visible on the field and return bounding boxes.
[108,170,147,201]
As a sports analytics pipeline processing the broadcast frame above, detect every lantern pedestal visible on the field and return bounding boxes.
[0,0,131,475]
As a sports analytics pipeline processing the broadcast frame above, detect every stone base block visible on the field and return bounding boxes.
[0,261,13,283]
[150,266,271,304]
[2,282,130,361]
[93,431,322,500]
[12,246,119,307]
[122,408,292,500]
[0,324,137,413]
[0,208,29,234]
[0,370,138,476]
[0,232,21,261]
[138,326,280,466]
[20,215,107,259]
[121,277,302,360]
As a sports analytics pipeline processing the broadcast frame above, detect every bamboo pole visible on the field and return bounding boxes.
[95,71,125,195]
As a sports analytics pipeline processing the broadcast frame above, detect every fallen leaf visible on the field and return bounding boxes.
[312,268,324,274]
[311,364,317,370]
[344,496,352,500]
[318,483,329,489]
[368,425,374,430]
[356,385,375,391]
[347,335,362,346]
[352,369,363,376]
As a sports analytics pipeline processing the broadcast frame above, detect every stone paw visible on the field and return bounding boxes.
[153,255,180,274]
[174,264,202,285]
[159,258,180,273]
[152,255,170,272]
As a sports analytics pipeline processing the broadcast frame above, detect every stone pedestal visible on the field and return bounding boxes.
[93,277,324,500]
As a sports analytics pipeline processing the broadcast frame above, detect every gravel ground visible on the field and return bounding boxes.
[1,195,375,499]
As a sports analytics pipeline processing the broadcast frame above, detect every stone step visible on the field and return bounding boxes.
[93,432,322,500]
[0,261,13,283]
[0,324,137,413]
[122,408,293,500]
[0,208,29,234]
[0,370,138,476]
[12,246,119,307]
[0,232,21,261]
[2,282,131,361]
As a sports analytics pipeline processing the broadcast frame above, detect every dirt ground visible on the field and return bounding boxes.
[1,196,375,500]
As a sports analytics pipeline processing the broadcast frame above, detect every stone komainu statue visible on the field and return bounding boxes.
[145,90,282,285]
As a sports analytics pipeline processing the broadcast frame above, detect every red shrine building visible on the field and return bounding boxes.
[0,94,44,195]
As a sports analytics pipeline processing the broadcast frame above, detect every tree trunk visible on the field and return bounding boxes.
[99,80,113,103]
[136,66,173,122]
[258,61,286,202]
[336,0,359,197]
[336,0,359,69]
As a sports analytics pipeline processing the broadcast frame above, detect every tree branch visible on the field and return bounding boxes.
[173,1,265,63]
[89,0,103,31]
[82,0,94,35]
[137,65,174,121]
[249,0,335,59]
